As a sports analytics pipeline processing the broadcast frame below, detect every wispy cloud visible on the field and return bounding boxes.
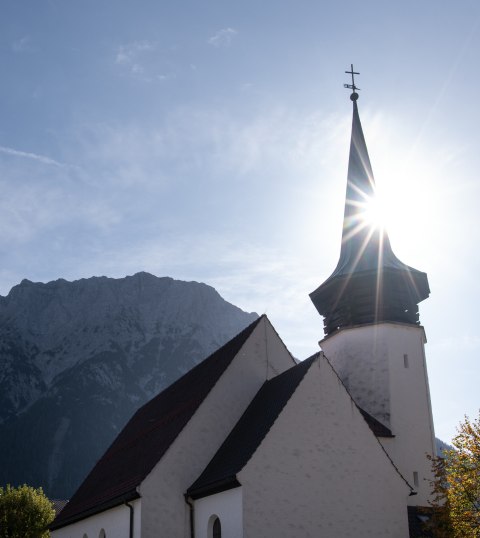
[12,36,33,53]
[115,40,158,78]
[0,149,120,251]
[207,28,238,47]
[114,40,175,82]
[115,40,155,65]
[67,105,348,211]
[0,145,64,167]
[0,103,345,360]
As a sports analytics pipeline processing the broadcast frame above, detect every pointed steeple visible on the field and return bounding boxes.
[310,83,430,336]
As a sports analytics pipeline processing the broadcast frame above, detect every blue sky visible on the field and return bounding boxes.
[1,0,479,443]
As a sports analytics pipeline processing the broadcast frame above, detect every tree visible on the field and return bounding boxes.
[0,484,55,538]
[428,412,480,537]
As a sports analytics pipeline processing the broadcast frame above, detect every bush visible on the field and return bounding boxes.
[0,484,55,538]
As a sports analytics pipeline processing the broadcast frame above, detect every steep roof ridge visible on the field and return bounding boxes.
[260,312,297,372]
[52,315,264,529]
[108,314,264,451]
[187,355,317,499]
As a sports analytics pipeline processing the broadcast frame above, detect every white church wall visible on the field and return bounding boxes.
[239,354,410,538]
[320,322,436,505]
[320,324,392,426]
[139,316,295,538]
[194,487,243,538]
[51,498,141,538]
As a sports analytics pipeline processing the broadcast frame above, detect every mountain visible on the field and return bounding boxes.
[0,272,258,499]
[435,437,454,456]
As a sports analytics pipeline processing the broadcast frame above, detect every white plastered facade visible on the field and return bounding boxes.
[52,317,430,538]
[51,317,294,538]
[320,322,436,505]
[139,317,294,538]
[194,487,243,538]
[52,317,295,538]
[236,353,411,538]
[51,498,141,538]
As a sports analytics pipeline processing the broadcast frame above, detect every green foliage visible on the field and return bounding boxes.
[0,484,55,538]
[428,412,480,537]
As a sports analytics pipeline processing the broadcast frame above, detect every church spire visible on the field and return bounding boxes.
[310,69,430,336]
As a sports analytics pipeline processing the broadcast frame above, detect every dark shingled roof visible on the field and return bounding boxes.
[359,407,394,437]
[52,316,263,529]
[187,352,396,500]
[187,355,316,499]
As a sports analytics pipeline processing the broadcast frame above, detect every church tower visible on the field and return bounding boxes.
[310,68,436,505]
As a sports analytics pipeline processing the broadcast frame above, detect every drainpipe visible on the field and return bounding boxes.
[185,495,195,538]
[125,500,134,538]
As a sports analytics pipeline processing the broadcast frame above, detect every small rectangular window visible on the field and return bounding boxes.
[404,354,409,368]
[413,471,419,487]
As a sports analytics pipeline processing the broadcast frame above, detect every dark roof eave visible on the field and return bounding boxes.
[310,266,430,313]
[50,489,140,530]
[187,356,317,497]
[50,316,264,527]
[358,407,395,438]
[187,476,241,500]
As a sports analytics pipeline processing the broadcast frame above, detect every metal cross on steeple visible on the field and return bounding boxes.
[344,64,360,99]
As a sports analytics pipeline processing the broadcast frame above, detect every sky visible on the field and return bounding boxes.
[0,0,479,444]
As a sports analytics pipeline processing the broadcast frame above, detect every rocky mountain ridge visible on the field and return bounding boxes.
[0,272,257,498]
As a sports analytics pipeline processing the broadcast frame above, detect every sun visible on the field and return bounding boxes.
[343,184,387,244]
[353,111,444,267]
[361,191,387,232]
[363,161,435,265]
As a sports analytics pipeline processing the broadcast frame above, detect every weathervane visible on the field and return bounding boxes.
[344,64,360,101]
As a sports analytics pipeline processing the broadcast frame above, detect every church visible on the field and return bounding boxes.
[50,72,436,538]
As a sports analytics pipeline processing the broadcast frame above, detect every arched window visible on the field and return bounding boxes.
[212,517,221,538]
[208,515,221,538]
[99,530,106,538]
